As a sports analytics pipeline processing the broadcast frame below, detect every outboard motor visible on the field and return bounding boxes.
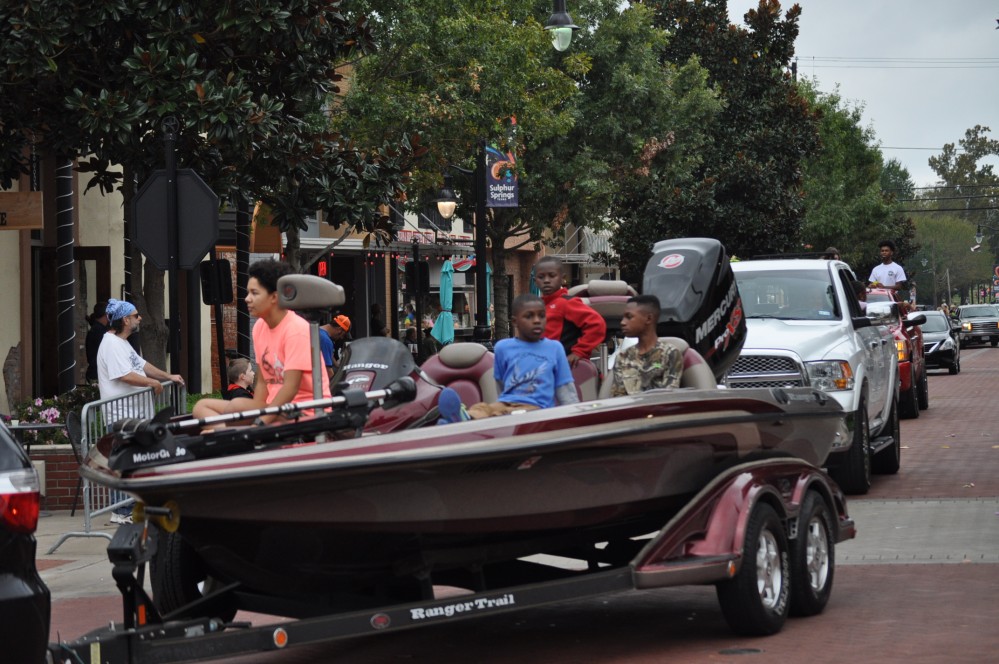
[643,238,745,382]
[333,337,418,391]
[334,337,440,432]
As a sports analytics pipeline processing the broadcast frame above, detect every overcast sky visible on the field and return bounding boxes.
[729,0,999,188]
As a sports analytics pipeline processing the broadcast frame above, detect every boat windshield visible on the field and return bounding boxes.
[735,270,842,321]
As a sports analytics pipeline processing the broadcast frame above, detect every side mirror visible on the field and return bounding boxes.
[904,313,926,328]
[852,316,872,329]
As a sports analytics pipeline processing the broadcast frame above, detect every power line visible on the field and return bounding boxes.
[897,194,999,202]
[897,207,999,213]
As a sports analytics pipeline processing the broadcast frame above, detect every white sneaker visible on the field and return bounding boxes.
[110,513,133,525]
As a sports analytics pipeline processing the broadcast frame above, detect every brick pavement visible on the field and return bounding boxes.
[43,347,999,662]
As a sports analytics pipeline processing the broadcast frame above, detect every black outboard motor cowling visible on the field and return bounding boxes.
[642,238,745,382]
[334,336,418,392]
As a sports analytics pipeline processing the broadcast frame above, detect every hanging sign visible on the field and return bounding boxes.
[0,191,44,230]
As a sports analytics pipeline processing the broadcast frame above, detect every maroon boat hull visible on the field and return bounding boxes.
[83,388,846,604]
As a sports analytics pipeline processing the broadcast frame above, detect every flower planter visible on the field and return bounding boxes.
[27,445,81,512]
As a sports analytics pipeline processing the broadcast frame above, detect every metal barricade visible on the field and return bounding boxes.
[47,381,187,554]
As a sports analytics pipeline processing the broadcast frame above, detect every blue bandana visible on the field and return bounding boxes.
[106,298,138,322]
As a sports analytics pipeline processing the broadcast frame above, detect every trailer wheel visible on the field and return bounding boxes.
[151,528,236,623]
[789,491,835,617]
[716,502,790,636]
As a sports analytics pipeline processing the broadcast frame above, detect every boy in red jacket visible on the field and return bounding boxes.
[533,256,607,368]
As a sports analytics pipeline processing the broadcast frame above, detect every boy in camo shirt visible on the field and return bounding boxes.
[611,294,683,396]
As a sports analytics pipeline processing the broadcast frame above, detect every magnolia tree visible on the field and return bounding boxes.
[0,1,426,368]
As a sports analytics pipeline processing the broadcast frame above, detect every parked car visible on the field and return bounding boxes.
[0,421,51,663]
[954,304,999,348]
[921,310,961,374]
[726,259,900,495]
[866,288,927,419]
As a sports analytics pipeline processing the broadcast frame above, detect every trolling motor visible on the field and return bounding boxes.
[103,378,417,474]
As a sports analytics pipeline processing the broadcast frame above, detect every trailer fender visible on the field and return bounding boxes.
[633,459,837,588]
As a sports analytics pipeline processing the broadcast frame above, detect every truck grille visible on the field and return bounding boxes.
[726,356,806,389]
[966,321,998,334]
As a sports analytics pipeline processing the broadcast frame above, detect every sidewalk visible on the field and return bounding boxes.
[36,511,119,601]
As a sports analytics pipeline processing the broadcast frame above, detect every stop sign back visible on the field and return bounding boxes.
[133,169,219,270]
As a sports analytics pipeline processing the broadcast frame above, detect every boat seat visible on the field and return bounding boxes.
[572,358,599,401]
[597,337,716,397]
[566,280,637,339]
[420,342,498,406]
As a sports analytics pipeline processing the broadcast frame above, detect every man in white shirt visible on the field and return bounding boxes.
[97,299,184,422]
[96,299,184,523]
[868,240,907,291]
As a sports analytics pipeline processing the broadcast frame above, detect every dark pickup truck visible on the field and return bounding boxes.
[955,304,999,348]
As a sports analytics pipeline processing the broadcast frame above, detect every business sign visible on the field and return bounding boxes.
[0,191,43,230]
[485,145,518,208]
[993,264,999,294]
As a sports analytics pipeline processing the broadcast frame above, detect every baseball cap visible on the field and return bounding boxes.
[333,314,351,332]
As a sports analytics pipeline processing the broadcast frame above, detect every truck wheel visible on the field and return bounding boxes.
[789,491,835,617]
[716,502,790,636]
[872,395,901,474]
[917,369,929,411]
[151,528,237,623]
[899,381,919,419]
[831,403,871,495]
[992,338,998,348]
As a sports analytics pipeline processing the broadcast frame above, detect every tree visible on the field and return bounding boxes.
[613,0,820,281]
[341,0,718,335]
[0,1,425,368]
[925,125,999,260]
[913,215,993,306]
[796,85,915,271]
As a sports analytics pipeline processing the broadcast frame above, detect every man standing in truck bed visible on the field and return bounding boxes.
[533,256,607,368]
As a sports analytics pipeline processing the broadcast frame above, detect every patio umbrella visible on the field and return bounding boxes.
[431,259,455,346]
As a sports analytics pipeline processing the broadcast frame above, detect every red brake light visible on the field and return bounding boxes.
[0,491,40,533]
[0,469,42,533]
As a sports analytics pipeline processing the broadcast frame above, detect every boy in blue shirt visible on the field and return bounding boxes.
[438,294,578,422]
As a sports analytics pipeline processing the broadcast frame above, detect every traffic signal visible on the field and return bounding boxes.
[309,254,331,279]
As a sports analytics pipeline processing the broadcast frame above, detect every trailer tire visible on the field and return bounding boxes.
[151,528,237,623]
[716,502,790,636]
[789,492,835,617]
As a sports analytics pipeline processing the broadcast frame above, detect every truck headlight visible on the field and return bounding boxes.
[805,360,855,391]
[962,322,972,331]
[896,339,908,362]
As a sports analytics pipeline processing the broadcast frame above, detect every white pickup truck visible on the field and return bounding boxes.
[724,259,899,494]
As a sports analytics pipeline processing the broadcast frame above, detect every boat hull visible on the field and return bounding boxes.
[84,387,846,601]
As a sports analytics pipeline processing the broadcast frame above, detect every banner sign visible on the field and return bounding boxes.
[485,145,518,208]
[993,265,999,294]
